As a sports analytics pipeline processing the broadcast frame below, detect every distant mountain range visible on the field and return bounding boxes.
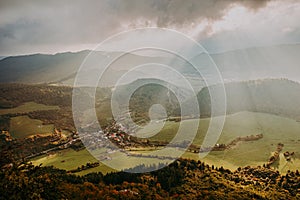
[0,44,299,88]
[0,51,90,84]
[0,50,169,87]
[191,44,300,82]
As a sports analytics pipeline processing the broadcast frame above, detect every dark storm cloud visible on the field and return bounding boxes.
[114,0,271,26]
[0,0,271,55]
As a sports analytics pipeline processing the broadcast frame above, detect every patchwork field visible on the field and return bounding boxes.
[0,101,59,115]
[0,101,61,138]
[31,111,300,174]
[31,148,174,175]
[139,111,300,173]
[10,115,54,138]
[30,149,115,175]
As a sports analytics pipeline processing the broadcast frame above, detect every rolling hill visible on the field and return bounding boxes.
[1,44,299,88]
[115,78,300,122]
[0,51,170,87]
[196,78,300,119]
[191,44,300,82]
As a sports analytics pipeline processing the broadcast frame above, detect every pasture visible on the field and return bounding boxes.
[31,148,173,175]
[138,111,300,173]
[0,101,59,115]
[10,115,54,138]
[31,111,300,174]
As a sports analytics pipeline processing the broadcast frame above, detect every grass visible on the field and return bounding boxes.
[31,148,173,175]
[137,111,300,173]
[0,101,59,115]
[31,148,115,175]
[31,111,300,174]
[10,115,54,138]
[276,153,300,174]
[102,151,173,172]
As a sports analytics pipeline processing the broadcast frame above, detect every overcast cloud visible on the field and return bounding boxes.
[0,0,299,55]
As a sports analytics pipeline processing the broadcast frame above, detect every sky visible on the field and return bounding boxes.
[0,0,299,56]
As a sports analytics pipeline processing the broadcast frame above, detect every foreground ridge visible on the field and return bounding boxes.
[1,158,299,199]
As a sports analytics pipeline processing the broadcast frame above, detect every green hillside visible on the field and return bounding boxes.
[138,111,300,173]
[196,79,300,119]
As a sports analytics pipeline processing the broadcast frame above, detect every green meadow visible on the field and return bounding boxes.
[0,101,59,115]
[31,148,174,175]
[139,111,300,173]
[31,111,300,174]
[10,115,54,138]
[31,148,115,175]
[0,101,60,138]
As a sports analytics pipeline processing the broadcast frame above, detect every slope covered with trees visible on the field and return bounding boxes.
[197,79,300,119]
[1,159,299,199]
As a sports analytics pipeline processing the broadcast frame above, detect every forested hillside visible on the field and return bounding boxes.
[197,79,300,119]
[1,158,299,199]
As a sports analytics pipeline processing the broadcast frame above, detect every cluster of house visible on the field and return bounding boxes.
[103,121,135,148]
[74,120,137,150]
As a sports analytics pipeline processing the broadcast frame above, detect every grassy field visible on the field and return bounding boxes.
[31,148,115,175]
[137,111,300,173]
[0,101,61,138]
[0,101,59,115]
[10,115,54,138]
[31,148,173,175]
[31,111,300,174]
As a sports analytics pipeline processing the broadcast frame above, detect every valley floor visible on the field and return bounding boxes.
[30,111,300,175]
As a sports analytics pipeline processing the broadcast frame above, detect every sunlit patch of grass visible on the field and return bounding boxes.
[0,101,59,115]
[10,115,54,138]
[138,111,300,173]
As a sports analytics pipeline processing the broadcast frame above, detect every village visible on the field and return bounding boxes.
[0,122,268,163]
[1,120,297,174]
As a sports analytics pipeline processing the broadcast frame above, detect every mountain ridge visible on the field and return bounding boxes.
[1,44,300,86]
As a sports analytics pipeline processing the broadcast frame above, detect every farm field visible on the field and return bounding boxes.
[10,115,54,138]
[0,101,61,138]
[31,148,115,175]
[31,148,174,175]
[139,111,300,173]
[31,111,300,174]
[0,101,59,115]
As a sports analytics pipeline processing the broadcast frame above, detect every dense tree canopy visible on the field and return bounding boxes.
[1,159,299,199]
